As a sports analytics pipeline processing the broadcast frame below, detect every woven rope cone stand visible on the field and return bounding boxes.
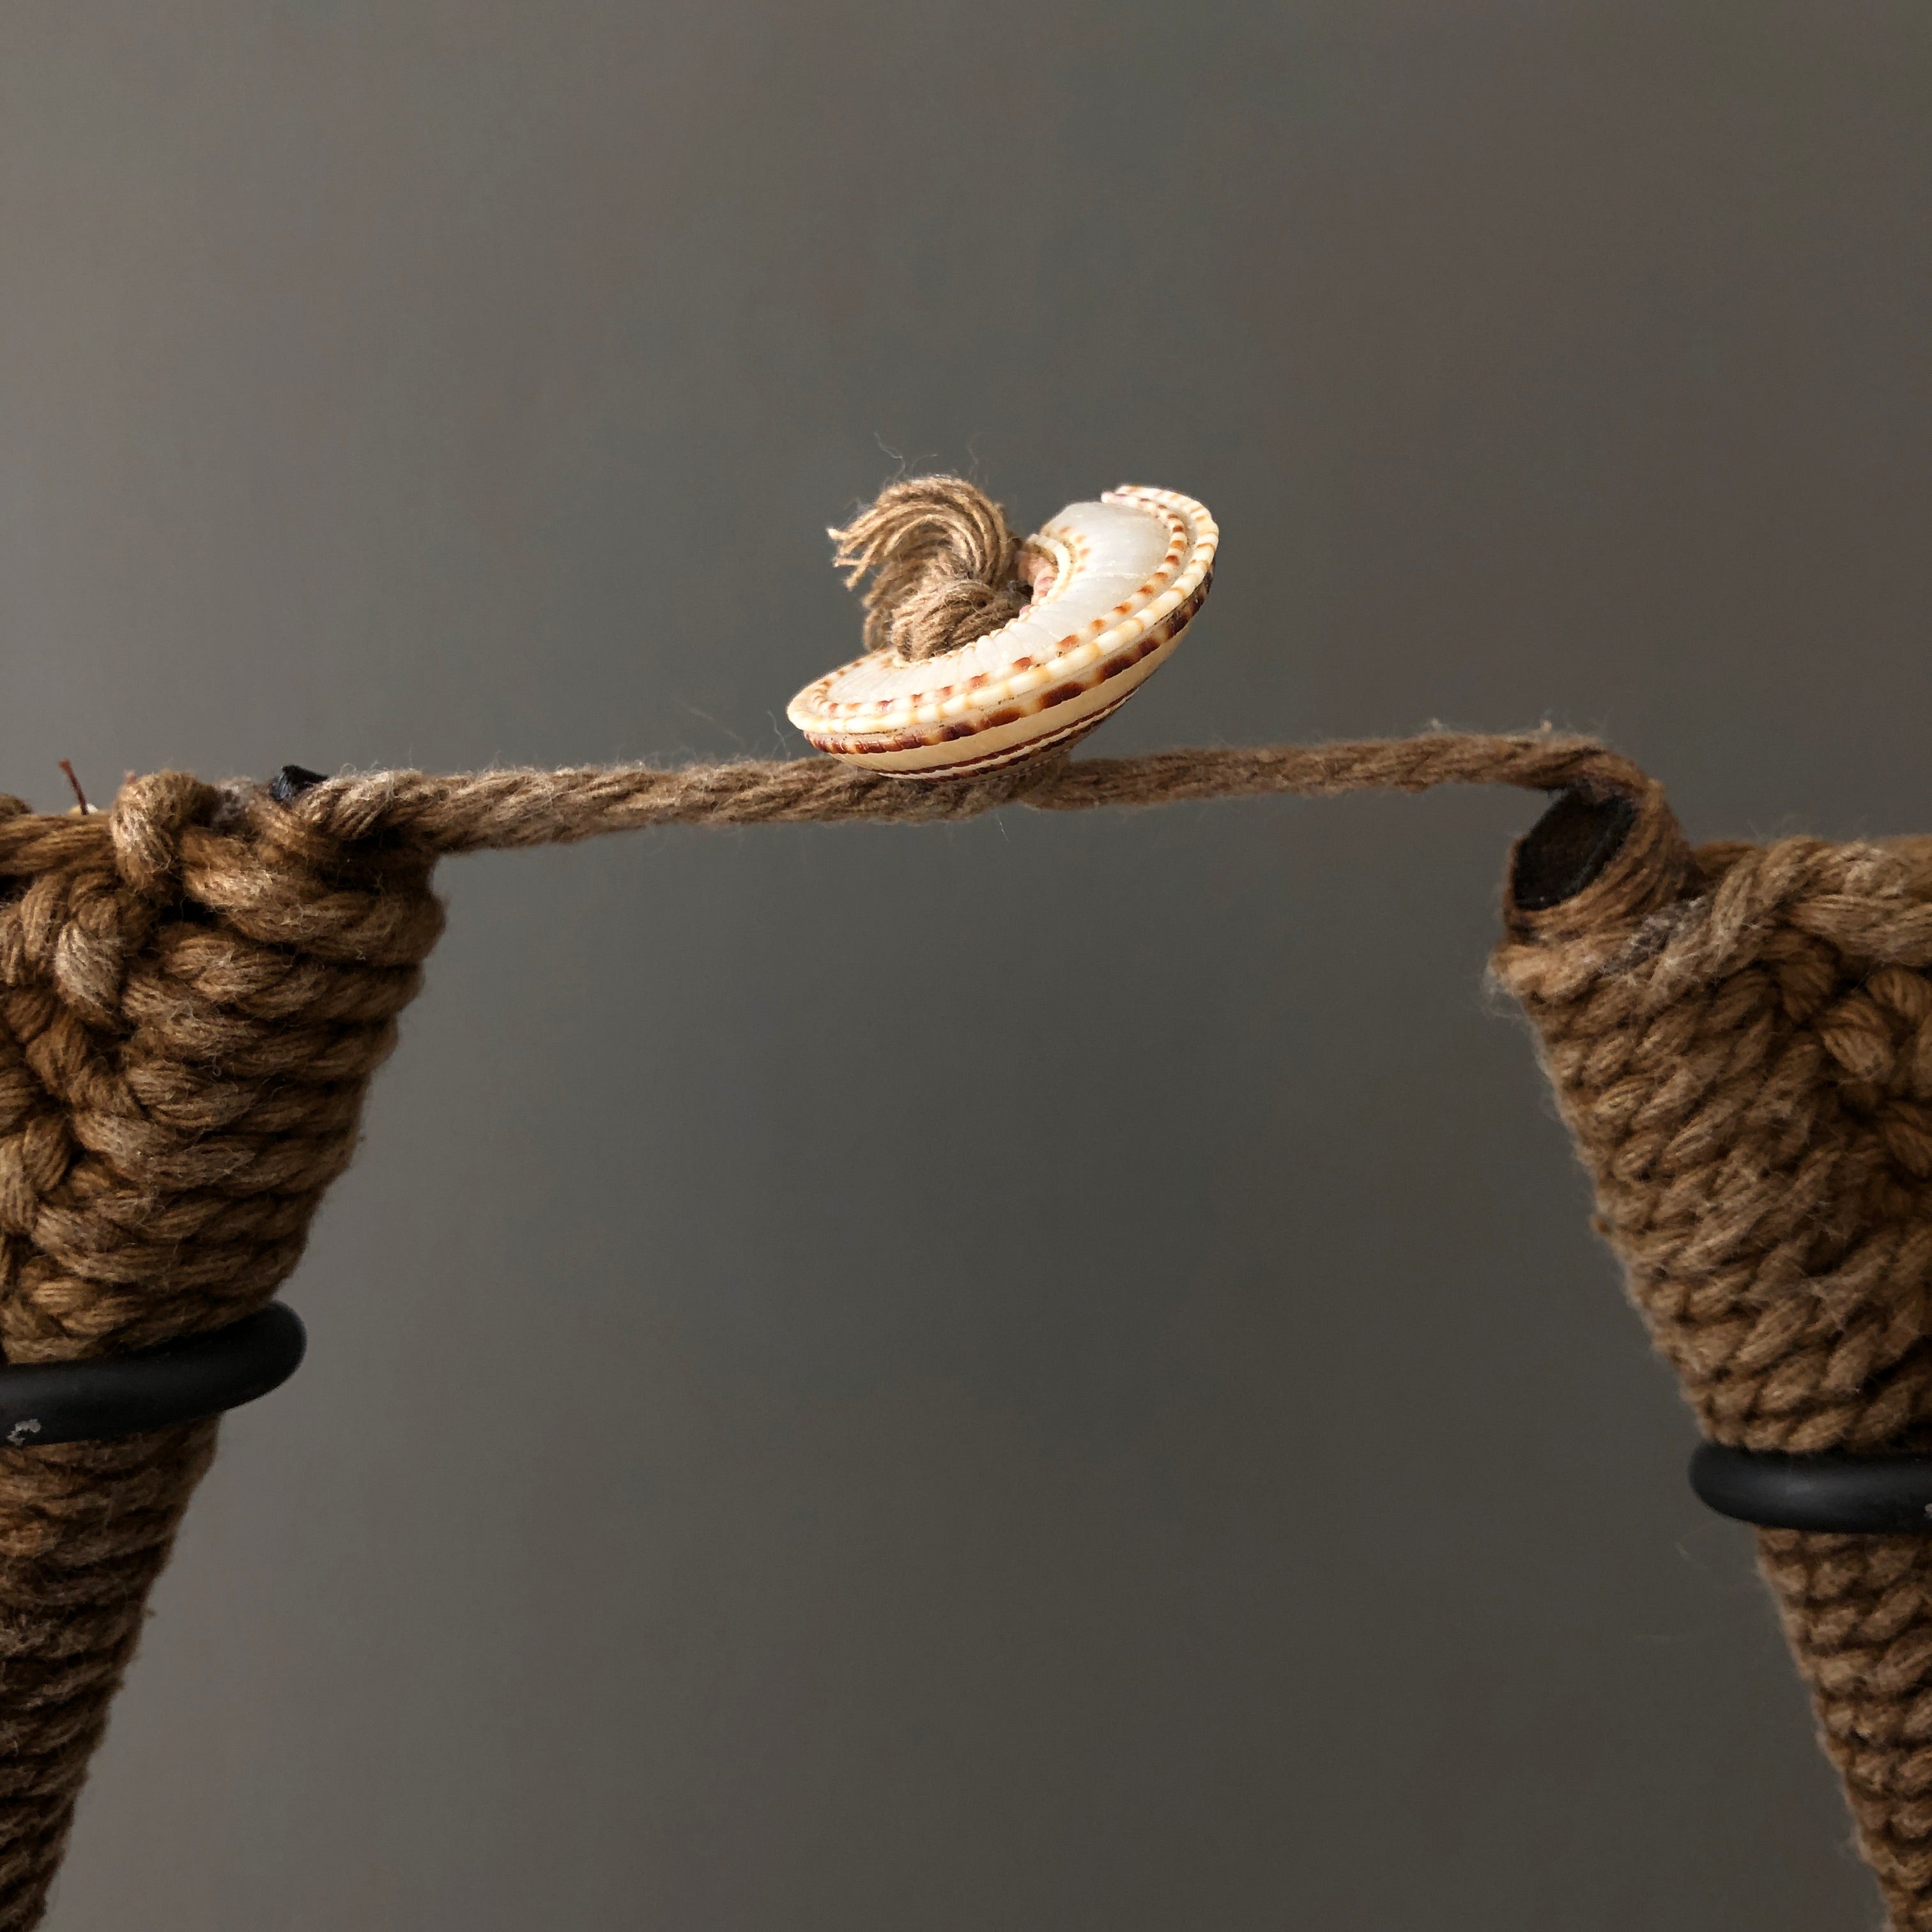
[1496,777,1932,1925]
[0,606,1928,1914]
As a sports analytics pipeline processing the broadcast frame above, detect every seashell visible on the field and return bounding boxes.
[788,485,1218,777]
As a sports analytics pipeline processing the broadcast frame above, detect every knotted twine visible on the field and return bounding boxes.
[828,475,1031,662]
[0,487,1924,1925]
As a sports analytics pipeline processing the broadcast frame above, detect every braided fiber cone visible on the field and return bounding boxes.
[1494,781,1932,1927]
[0,772,446,1927]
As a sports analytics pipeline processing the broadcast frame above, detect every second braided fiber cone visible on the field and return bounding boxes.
[1494,769,1932,1927]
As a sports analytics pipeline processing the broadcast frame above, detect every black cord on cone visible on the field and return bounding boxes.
[0,1305,305,1449]
[1690,1441,1932,1535]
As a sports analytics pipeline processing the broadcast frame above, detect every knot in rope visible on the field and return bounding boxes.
[829,475,1030,662]
[109,772,220,900]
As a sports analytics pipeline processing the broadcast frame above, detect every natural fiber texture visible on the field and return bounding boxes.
[277,732,1659,850]
[829,475,1029,661]
[1492,798,1932,1928]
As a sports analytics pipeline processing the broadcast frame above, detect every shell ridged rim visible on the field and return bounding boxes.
[788,485,1218,745]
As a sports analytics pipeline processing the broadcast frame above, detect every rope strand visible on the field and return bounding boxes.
[238,731,1664,853]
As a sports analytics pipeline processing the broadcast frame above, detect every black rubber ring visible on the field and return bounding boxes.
[0,1304,306,1450]
[1690,1441,1932,1534]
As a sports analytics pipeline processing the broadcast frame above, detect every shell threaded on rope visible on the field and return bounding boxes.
[794,477,1219,776]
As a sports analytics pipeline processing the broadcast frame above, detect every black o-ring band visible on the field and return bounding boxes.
[0,1304,306,1450]
[1690,1441,1932,1534]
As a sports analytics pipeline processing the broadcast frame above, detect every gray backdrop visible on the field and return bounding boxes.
[3,3,1928,1926]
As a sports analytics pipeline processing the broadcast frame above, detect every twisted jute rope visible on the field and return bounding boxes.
[829,475,1032,661]
[0,482,1924,1922]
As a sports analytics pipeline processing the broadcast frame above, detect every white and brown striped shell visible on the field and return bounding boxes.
[788,485,1218,777]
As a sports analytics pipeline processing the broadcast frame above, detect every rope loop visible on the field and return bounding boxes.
[108,772,221,901]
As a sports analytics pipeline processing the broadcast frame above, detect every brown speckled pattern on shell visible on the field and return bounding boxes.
[795,571,1212,762]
